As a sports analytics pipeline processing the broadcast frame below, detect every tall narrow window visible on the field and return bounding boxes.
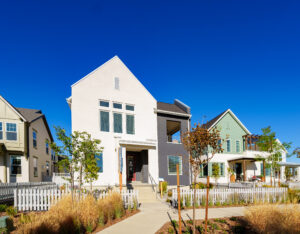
[33,130,37,148]
[0,122,2,140]
[46,140,49,154]
[226,139,231,152]
[126,115,135,134]
[33,157,38,177]
[11,155,21,175]
[100,111,109,132]
[46,161,50,176]
[236,140,240,152]
[114,77,120,90]
[113,113,122,133]
[168,156,182,175]
[6,123,17,141]
[96,153,103,173]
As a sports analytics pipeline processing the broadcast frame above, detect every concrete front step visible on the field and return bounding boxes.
[128,182,157,203]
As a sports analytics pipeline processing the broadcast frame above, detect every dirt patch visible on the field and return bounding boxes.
[156,216,254,234]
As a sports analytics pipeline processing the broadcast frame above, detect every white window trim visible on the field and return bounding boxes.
[6,123,18,141]
[167,155,183,176]
[99,99,110,108]
[226,139,231,153]
[10,155,22,175]
[0,121,3,141]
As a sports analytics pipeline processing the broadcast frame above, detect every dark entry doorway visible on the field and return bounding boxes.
[235,163,242,181]
[126,150,148,183]
[127,154,136,182]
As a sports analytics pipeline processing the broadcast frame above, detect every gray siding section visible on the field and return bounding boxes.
[157,114,190,185]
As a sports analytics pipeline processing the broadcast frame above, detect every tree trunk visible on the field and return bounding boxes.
[79,165,82,200]
[90,181,93,193]
[192,172,196,234]
[205,176,210,234]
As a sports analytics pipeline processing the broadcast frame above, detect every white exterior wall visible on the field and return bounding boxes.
[70,56,158,186]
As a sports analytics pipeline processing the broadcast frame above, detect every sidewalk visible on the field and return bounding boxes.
[99,202,246,234]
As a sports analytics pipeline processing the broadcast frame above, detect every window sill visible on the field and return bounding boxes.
[167,142,182,145]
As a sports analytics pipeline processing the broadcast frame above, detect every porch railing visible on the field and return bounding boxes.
[148,173,158,199]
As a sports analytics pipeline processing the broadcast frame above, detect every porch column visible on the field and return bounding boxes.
[243,160,246,181]
[263,160,266,182]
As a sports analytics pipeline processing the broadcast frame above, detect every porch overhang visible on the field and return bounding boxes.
[119,140,156,150]
[228,156,256,163]
[278,162,300,168]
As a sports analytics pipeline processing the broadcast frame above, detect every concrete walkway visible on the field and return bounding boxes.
[99,201,246,234]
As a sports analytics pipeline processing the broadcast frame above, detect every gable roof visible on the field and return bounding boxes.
[0,95,27,121]
[15,108,43,122]
[203,109,251,134]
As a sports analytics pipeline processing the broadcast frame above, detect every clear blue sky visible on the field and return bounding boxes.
[0,0,299,162]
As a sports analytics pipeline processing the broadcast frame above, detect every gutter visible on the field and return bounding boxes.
[154,109,192,118]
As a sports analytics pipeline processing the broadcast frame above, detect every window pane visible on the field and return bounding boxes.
[236,141,240,152]
[100,111,109,132]
[11,156,21,175]
[96,153,103,173]
[113,103,122,109]
[0,123,2,140]
[168,156,182,175]
[33,131,37,147]
[6,123,16,132]
[126,115,135,134]
[126,105,134,111]
[0,122,2,130]
[100,101,109,107]
[7,132,17,141]
[226,140,231,152]
[114,113,122,133]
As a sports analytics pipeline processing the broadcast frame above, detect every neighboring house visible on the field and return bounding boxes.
[68,56,191,186]
[198,109,286,184]
[157,101,191,185]
[0,95,54,183]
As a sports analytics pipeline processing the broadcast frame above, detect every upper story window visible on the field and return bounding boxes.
[226,139,231,152]
[100,111,109,132]
[51,149,55,161]
[0,122,3,140]
[166,120,181,144]
[236,140,240,153]
[126,115,135,134]
[113,113,122,133]
[6,123,17,141]
[46,140,49,154]
[99,100,109,107]
[113,103,122,109]
[33,130,37,148]
[11,155,21,175]
[114,77,120,90]
[126,104,134,111]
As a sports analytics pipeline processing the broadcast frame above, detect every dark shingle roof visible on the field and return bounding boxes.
[202,110,228,129]
[15,108,43,122]
[157,102,188,114]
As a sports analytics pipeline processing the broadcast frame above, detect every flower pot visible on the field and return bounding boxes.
[230,174,236,182]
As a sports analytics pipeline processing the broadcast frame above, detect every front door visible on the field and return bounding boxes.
[235,163,242,181]
[127,155,136,182]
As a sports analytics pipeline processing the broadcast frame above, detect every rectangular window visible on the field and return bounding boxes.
[33,130,37,148]
[51,149,55,161]
[33,157,38,177]
[11,155,21,175]
[166,120,181,143]
[96,153,103,173]
[115,77,120,90]
[168,156,182,175]
[0,122,2,140]
[126,104,134,111]
[200,163,208,177]
[113,113,122,133]
[100,111,110,132]
[113,103,122,109]
[226,139,231,152]
[99,100,109,107]
[126,115,135,134]
[6,123,17,141]
[46,140,49,154]
[236,140,240,152]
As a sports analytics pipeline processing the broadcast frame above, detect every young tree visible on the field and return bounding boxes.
[182,124,223,234]
[293,147,300,158]
[212,163,220,184]
[256,126,291,186]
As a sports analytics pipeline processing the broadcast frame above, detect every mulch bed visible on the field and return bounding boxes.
[156,216,255,234]
[93,209,140,233]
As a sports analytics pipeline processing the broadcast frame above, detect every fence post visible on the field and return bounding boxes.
[176,164,182,234]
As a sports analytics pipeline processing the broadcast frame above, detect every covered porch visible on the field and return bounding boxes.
[278,162,300,182]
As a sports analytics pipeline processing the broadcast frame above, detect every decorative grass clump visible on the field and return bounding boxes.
[245,204,300,233]
[17,192,127,234]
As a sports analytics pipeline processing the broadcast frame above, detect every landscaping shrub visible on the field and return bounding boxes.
[0,204,7,212]
[159,181,168,194]
[167,189,172,197]
[191,182,213,189]
[17,192,127,233]
[245,204,300,233]
[5,206,17,217]
[287,189,300,203]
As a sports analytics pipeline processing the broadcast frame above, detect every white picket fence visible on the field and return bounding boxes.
[172,187,288,207]
[0,182,56,202]
[14,188,139,211]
